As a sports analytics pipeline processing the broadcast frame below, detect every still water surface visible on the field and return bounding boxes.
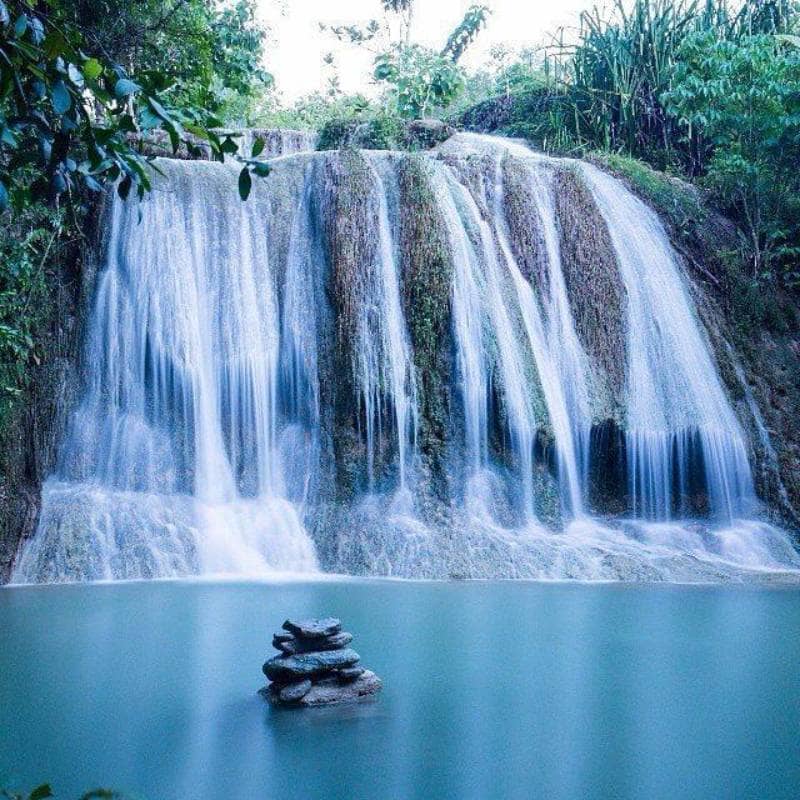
[1,579,798,799]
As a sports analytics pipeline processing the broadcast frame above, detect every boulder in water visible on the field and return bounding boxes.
[263,617,381,707]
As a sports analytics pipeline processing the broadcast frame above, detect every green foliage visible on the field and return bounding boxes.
[64,0,271,123]
[440,5,490,62]
[0,0,270,211]
[318,107,403,150]
[373,4,490,118]
[0,198,66,417]
[662,31,800,281]
[374,45,465,118]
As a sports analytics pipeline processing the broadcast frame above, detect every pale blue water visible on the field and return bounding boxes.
[1,580,798,800]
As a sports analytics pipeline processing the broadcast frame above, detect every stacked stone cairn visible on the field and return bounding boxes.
[262,617,382,707]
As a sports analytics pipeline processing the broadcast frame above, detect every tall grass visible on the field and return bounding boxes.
[540,0,796,169]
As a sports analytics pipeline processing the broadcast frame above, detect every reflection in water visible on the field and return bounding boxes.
[0,580,799,800]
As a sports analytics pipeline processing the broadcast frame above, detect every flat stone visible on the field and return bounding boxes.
[315,630,353,650]
[336,666,365,683]
[272,631,295,644]
[263,648,360,683]
[273,630,352,656]
[278,679,312,703]
[273,670,382,707]
[282,617,342,639]
[275,639,298,655]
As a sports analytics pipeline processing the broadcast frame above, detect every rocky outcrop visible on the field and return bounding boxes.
[262,617,382,707]
[0,199,105,582]
[398,156,456,506]
[3,134,798,584]
[553,164,627,408]
[317,117,454,153]
[591,152,800,527]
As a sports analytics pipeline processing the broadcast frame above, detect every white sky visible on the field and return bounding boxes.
[256,0,593,102]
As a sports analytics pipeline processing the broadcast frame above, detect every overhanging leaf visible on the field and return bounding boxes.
[51,79,71,114]
[238,166,251,200]
[83,57,102,81]
[114,78,141,99]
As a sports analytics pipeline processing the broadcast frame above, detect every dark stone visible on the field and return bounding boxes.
[275,638,298,655]
[263,648,360,683]
[336,666,365,683]
[273,629,352,656]
[402,118,455,150]
[278,679,312,703]
[266,670,382,707]
[310,630,353,651]
[272,631,294,644]
[282,617,342,639]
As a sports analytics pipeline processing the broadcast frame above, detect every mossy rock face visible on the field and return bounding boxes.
[397,156,456,504]
[500,157,549,291]
[317,117,403,152]
[0,197,105,581]
[402,119,455,151]
[593,151,800,529]
[318,150,379,499]
[553,164,627,408]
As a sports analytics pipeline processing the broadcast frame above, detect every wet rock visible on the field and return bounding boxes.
[273,629,353,655]
[279,679,312,703]
[267,671,382,707]
[275,637,298,655]
[403,119,455,150]
[262,616,382,707]
[336,666,365,683]
[305,630,353,651]
[282,617,342,639]
[262,648,360,683]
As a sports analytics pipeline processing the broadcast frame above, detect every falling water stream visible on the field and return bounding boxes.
[12,133,800,583]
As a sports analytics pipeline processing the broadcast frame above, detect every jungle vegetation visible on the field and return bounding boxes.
[0,0,798,420]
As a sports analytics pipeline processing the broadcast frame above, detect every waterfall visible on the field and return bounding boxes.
[580,163,756,521]
[12,134,799,583]
[356,155,417,491]
[14,159,320,581]
[491,157,589,518]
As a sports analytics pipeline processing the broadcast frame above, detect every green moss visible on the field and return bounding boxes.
[0,198,92,581]
[590,152,706,232]
[397,156,455,501]
[320,150,377,499]
[318,113,403,151]
[553,164,627,412]
[501,157,549,289]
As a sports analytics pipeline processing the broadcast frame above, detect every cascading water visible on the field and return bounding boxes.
[580,162,756,521]
[14,159,320,581]
[12,133,800,584]
[354,154,417,491]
